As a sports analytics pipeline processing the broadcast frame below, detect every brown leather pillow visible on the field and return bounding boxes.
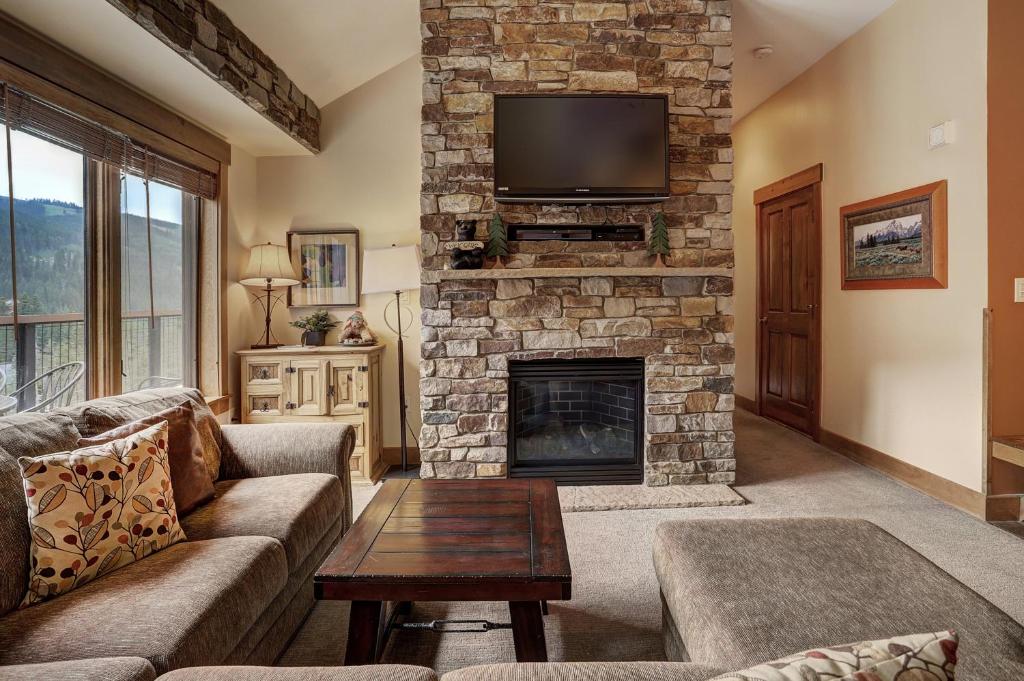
[77,401,215,515]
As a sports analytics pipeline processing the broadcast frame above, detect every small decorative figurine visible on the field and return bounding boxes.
[339,310,376,345]
[450,247,484,270]
[648,211,670,267]
[455,219,477,242]
[486,214,508,269]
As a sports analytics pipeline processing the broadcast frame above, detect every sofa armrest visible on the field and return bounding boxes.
[219,422,355,529]
[440,662,727,681]
[0,657,157,681]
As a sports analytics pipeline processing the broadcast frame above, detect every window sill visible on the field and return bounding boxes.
[205,394,231,416]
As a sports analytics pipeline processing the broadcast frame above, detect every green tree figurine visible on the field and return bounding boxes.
[486,213,509,268]
[648,211,670,267]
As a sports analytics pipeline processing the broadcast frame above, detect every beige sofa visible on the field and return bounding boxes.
[0,388,355,680]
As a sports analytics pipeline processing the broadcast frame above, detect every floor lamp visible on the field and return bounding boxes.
[361,245,421,472]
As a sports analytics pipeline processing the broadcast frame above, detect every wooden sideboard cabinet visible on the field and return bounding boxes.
[237,345,386,485]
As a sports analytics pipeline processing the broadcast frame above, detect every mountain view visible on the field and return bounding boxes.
[853,214,924,268]
[855,215,923,250]
[0,196,185,316]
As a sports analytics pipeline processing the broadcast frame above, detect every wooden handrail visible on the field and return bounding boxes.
[0,310,182,325]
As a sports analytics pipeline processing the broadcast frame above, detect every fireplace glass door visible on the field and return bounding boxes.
[509,358,644,485]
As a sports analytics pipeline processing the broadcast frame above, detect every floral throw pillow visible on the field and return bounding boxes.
[714,630,957,681]
[18,420,186,608]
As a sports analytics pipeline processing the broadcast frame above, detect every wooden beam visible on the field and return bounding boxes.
[754,163,823,205]
[820,429,986,518]
[0,12,230,166]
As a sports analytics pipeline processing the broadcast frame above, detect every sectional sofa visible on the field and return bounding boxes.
[0,387,354,679]
[2,388,1022,680]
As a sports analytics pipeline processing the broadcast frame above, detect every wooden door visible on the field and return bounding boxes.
[758,184,821,437]
[327,357,365,416]
[288,359,326,416]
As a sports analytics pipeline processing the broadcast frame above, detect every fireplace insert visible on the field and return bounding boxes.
[508,358,644,485]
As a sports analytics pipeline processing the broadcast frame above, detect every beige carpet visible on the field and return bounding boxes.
[280,410,1024,675]
[558,483,744,512]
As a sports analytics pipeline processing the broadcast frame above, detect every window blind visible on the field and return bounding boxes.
[0,83,218,199]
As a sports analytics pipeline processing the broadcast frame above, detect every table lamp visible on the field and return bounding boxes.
[361,244,421,472]
[240,242,300,349]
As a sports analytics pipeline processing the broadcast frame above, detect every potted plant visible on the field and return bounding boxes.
[290,310,337,347]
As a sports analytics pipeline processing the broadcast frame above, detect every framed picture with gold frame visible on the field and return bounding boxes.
[287,229,360,307]
[840,181,947,290]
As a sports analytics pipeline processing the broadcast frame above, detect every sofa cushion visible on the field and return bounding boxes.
[0,536,287,674]
[181,473,342,571]
[63,387,222,480]
[712,630,957,681]
[19,421,187,607]
[654,518,1024,681]
[77,401,215,515]
[0,412,83,616]
[0,656,157,681]
[441,662,727,681]
[160,666,438,681]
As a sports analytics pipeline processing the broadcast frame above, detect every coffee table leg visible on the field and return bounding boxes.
[345,600,383,665]
[509,601,547,662]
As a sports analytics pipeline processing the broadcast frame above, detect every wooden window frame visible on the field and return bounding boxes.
[1,13,230,400]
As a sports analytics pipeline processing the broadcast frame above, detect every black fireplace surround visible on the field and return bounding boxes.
[508,358,644,485]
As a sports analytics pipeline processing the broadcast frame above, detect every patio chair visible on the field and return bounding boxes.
[11,362,85,413]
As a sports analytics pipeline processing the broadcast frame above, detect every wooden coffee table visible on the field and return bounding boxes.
[314,478,572,665]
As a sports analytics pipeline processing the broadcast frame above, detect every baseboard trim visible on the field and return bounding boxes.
[819,429,986,518]
[735,394,757,413]
[985,494,1023,522]
[383,446,420,466]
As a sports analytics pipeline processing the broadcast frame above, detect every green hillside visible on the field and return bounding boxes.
[0,196,185,316]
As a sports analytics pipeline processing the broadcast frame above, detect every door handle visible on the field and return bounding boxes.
[759,317,768,323]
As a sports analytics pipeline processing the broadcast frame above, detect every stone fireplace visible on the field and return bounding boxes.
[419,1,735,485]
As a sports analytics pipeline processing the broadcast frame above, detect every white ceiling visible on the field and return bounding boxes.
[0,0,310,156]
[732,0,897,120]
[214,0,421,108]
[0,0,896,155]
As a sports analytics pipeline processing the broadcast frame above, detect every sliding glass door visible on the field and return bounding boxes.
[118,174,198,393]
[0,130,88,409]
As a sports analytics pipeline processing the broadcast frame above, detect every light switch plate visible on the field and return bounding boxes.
[1015,278,1024,303]
[929,121,956,149]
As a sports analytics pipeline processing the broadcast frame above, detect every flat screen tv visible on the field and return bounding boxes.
[494,94,669,204]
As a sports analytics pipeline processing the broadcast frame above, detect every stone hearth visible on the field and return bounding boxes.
[418,0,735,485]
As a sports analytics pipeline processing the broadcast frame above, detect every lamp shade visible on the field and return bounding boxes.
[361,244,421,294]
[240,242,300,288]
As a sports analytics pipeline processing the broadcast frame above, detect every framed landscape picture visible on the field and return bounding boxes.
[840,180,947,290]
[287,229,360,307]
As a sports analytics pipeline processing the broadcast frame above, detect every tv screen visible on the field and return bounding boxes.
[494,94,669,204]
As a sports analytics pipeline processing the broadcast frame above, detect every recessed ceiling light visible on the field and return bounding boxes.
[753,45,775,60]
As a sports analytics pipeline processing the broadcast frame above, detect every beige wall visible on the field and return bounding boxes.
[226,56,423,447]
[733,0,989,490]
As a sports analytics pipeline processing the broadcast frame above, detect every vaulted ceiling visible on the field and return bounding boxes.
[213,0,421,108]
[0,0,897,155]
[732,0,897,120]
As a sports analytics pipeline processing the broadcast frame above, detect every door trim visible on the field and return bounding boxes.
[755,165,824,441]
[753,163,823,205]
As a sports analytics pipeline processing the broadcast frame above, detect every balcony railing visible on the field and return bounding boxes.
[0,311,184,406]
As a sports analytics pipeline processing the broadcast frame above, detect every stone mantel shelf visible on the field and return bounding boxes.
[434,267,734,281]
